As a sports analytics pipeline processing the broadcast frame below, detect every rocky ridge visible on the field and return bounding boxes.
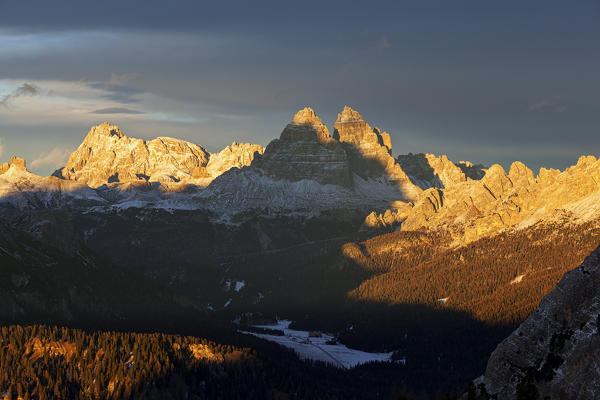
[198,106,427,211]
[333,106,421,199]
[397,153,485,189]
[252,107,353,187]
[478,245,600,399]
[4,107,600,237]
[387,156,600,243]
[54,122,263,187]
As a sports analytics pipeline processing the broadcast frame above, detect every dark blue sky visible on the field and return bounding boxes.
[1,0,598,173]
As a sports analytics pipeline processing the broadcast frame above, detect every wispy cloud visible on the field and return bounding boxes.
[91,107,145,114]
[0,83,40,107]
[528,98,567,113]
[107,72,139,86]
[86,78,144,104]
[30,146,73,170]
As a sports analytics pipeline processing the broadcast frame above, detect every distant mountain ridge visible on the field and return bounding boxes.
[1,105,600,242]
[53,122,264,187]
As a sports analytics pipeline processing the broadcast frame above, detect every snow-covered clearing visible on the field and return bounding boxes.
[240,320,394,369]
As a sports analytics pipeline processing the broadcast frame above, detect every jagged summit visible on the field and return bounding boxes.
[291,107,323,126]
[331,106,419,199]
[252,107,352,186]
[281,107,331,143]
[54,123,263,188]
[336,106,364,123]
[9,156,27,170]
[397,154,600,242]
[508,161,535,187]
[0,156,28,175]
[396,153,485,189]
[87,122,125,139]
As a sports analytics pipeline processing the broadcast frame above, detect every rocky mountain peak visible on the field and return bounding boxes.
[396,153,482,189]
[206,142,265,178]
[9,156,27,171]
[576,154,597,167]
[87,122,125,139]
[250,107,352,186]
[54,124,261,187]
[336,106,364,123]
[333,106,375,145]
[331,107,419,198]
[508,161,535,187]
[281,107,330,143]
[0,156,28,174]
[291,107,323,126]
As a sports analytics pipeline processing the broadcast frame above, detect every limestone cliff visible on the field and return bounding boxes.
[252,107,353,186]
[478,245,600,399]
[400,156,600,243]
[54,122,263,187]
[0,156,28,175]
[333,106,421,199]
[206,142,264,178]
[396,153,485,189]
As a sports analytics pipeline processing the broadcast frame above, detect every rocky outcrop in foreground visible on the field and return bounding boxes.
[479,245,600,399]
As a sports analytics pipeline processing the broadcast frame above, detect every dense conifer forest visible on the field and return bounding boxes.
[0,325,431,400]
[350,219,600,323]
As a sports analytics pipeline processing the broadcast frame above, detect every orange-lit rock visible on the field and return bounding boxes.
[54,122,263,187]
[253,107,353,186]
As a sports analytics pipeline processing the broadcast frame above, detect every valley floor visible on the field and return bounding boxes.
[240,319,395,368]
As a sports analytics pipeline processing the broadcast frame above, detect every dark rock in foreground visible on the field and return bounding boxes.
[479,246,600,399]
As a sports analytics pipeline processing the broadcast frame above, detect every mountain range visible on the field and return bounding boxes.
[3,105,600,245]
[2,106,600,398]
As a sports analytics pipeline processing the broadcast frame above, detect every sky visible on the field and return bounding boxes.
[0,0,599,175]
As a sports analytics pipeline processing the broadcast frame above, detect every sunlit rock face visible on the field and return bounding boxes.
[400,155,600,243]
[396,153,485,189]
[206,142,264,178]
[334,106,403,181]
[0,157,28,174]
[253,107,353,187]
[332,106,421,199]
[479,246,600,399]
[54,122,263,187]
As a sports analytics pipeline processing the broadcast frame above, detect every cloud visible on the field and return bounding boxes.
[91,107,145,114]
[0,138,4,159]
[30,147,73,170]
[528,98,567,113]
[86,81,144,104]
[107,72,139,86]
[0,83,40,107]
